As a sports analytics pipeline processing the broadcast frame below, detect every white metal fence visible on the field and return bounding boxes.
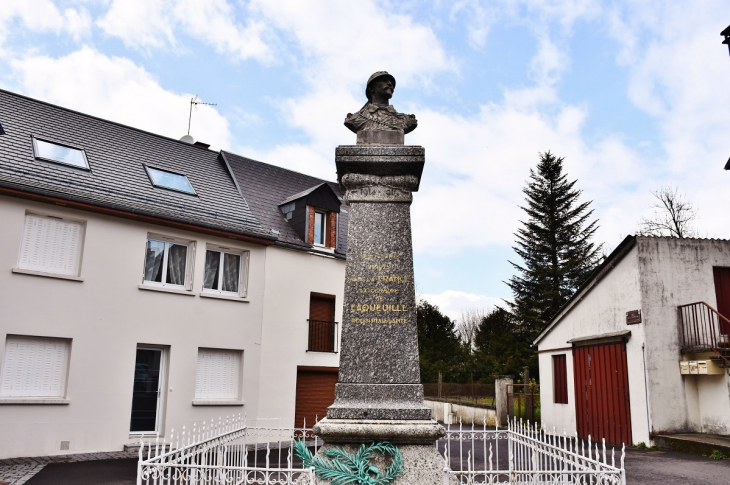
[137,415,317,485]
[443,419,626,484]
[137,416,625,485]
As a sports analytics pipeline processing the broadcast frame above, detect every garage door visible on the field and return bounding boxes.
[294,366,338,429]
[573,342,632,445]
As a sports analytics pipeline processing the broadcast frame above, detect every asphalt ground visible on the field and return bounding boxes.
[20,444,730,484]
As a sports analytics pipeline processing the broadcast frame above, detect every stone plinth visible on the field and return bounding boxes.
[307,144,446,484]
[324,145,431,423]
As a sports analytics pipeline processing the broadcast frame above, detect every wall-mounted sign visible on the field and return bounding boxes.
[626,310,642,325]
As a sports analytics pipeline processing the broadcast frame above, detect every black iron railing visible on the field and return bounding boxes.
[678,301,730,366]
[307,319,338,353]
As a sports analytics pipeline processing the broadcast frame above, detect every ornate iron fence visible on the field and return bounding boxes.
[137,415,624,484]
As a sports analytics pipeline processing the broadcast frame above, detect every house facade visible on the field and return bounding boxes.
[535,236,730,446]
[0,89,345,459]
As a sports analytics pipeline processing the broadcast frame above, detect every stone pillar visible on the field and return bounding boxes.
[312,145,447,483]
[495,376,513,427]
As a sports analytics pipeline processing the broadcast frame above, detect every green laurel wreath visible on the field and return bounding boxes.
[293,440,404,485]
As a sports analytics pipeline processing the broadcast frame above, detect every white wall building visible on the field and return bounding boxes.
[0,89,346,459]
[535,236,730,446]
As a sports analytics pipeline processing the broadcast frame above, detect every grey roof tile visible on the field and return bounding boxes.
[223,151,348,254]
[0,89,268,238]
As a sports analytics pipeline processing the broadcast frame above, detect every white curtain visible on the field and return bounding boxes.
[222,254,240,292]
[203,251,220,289]
[166,244,187,285]
[144,240,165,282]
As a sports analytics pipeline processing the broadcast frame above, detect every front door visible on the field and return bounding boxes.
[130,347,166,434]
[573,341,632,446]
[713,267,730,335]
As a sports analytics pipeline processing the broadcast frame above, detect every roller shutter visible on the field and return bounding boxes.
[294,366,338,428]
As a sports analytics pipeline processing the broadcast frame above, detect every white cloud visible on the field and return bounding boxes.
[419,290,502,322]
[97,0,273,62]
[8,47,232,150]
[0,0,91,45]
[96,0,175,49]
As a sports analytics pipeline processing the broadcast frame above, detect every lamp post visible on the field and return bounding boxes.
[720,25,730,170]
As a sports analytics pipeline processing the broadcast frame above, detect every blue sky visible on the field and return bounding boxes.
[1,1,729,320]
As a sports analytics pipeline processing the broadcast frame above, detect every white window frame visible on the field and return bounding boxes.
[202,244,249,298]
[31,136,90,170]
[0,335,72,404]
[313,210,326,247]
[141,233,196,291]
[14,212,86,280]
[193,348,244,405]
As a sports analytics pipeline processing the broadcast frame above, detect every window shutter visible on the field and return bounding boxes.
[195,349,241,400]
[185,241,196,291]
[238,252,249,297]
[552,354,568,404]
[18,215,83,276]
[0,336,69,398]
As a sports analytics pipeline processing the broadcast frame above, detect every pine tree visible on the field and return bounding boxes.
[507,152,602,370]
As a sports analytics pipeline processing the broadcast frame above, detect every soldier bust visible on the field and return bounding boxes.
[345,71,417,145]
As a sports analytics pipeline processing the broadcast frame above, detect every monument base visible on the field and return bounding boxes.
[299,443,457,485]
[313,418,445,445]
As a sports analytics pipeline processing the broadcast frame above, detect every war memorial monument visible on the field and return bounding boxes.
[303,72,450,484]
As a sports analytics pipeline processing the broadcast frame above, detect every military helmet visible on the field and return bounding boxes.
[366,71,396,101]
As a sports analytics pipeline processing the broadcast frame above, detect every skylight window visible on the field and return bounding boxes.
[145,166,196,194]
[33,138,88,169]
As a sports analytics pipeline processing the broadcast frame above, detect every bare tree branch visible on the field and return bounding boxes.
[456,308,489,352]
[638,185,697,238]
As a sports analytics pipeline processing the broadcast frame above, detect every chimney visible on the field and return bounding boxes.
[194,141,210,150]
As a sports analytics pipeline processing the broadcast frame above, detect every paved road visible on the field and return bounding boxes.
[625,448,730,484]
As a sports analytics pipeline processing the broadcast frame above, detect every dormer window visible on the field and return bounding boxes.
[145,166,196,194]
[32,137,89,169]
[279,183,341,249]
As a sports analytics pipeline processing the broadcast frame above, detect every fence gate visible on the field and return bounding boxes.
[573,341,632,446]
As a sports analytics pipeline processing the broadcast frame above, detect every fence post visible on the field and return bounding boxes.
[495,376,513,427]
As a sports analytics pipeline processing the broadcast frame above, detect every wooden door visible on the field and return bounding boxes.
[573,342,632,446]
[294,366,338,428]
[713,267,730,335]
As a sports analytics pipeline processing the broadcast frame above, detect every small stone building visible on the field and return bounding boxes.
[535,236,730,445]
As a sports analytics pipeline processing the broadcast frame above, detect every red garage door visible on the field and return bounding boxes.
[294,366,338,429]
[573,342,632,446]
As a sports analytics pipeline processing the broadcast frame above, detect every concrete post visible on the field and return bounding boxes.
[495,376,513,427]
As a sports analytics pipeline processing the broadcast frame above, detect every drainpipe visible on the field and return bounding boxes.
[642,342,652,443]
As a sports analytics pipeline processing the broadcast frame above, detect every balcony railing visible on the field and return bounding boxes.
[307,319,338,353]
[678,302,730,365]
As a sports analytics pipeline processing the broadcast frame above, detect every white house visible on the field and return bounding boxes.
[535,235,730,446]
[0,89,346,459]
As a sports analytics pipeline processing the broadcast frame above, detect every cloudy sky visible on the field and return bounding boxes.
[1,1,728,320]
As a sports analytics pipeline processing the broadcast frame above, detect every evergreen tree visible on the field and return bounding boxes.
[507,152,602,375]
[416,300,467,383]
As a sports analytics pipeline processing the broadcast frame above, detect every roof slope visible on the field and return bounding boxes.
[223,151,348,254]
[0,89,267,238]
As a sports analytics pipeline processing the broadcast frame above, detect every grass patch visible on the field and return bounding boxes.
[708,450,727,460]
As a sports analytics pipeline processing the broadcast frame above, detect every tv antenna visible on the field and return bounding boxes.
[188,95,217,135]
